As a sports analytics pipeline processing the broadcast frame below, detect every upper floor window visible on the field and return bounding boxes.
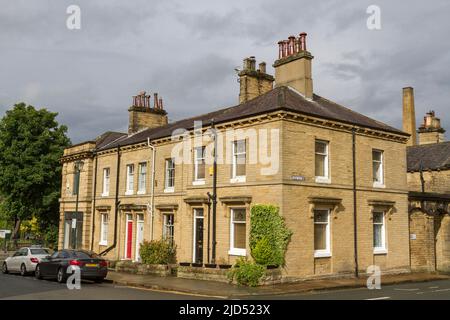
[229,208,247,256]
[314,209,331,258]
[165,158,175,192]
[373,211,387,254]
[315,140,330,183]
[138,162,147,194]
[194,146,206,184]
[102,168,110,197]
[231,140,246,183]
[372,150,384,187]
[125,164,134,195]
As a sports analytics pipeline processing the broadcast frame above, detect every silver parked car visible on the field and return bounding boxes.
[2,246,52,276]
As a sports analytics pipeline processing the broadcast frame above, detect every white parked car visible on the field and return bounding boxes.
[2,246,52,276]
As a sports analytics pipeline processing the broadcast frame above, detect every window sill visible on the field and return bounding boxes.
[230,176,246,184]
[125,191,134,196]
[228,249,246,256]
[99,241,108,246]
[192,180,205,186]
[373,183,386,189]
[137,190,146,195]
[373,248,388,255]
[314,251,332,258]
[315,177,331,184]
[164,188,175,193]
[101,193,109,197]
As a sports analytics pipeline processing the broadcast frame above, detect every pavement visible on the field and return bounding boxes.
[106,270,450,298]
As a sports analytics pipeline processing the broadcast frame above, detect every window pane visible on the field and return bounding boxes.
[315,141,326,154]
[315,155,325,177]
[197,162,205,179]
[373,225,382,248]
[372,150,382,162]
[373,162,381,182]
[236,163,246,177]
[233,209,246,222]
[373,212,383,223]
[236,140,246,154]
[314,224,327,250]
[234,223,246,249]
[314,210,328,223]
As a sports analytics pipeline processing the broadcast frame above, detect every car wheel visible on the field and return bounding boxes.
[20,264,27,276]
[35,265,42,279]
[2,262,8,274]
[57,267,66,284]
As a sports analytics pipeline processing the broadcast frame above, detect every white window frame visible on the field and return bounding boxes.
[373,211,387,254]
[99,213,108,246]
[193,146,206,185]
[102,168,110,197]
[228,208,247,256]
[137,162,147,195]
[163,213,175,245]
[315,140,330,184]
[125,164,134,195]
[314,209,331,258]
[230,140,246,183]
[164,158,175,192]
[372,149,385,188]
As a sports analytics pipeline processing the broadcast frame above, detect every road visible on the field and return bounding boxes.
[2,271,450,300]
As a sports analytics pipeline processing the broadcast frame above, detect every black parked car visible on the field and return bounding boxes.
[35,250,108,283]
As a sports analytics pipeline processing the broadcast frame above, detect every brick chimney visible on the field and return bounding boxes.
[418,110,446,145]
[128,91,168,134]
[273,33,313,99]
[402,87,417,146]
[238,56,274,104]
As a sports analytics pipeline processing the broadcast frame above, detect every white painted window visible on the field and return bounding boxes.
[315,140,330,183]
[229,208,247,256]
[125,164,134,195]
[373,211,387,254]
[314,209,331,258]
[372,150,384,187]
[165,158,175,192]
[138,162,147,194]
[100,213,108,246]
[231,140,246,183]
[102,168,110,196]
[193,146,205,184]
[163,214,175,246]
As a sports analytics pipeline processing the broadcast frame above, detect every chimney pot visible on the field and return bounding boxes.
[154,93,159,109]
[259,62,266,74]
[299,32,307,51]
[159,98,163,110]
[278,41,284,59]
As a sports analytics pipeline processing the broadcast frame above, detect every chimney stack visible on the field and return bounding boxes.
[418,110,446,145]
[402,87,417,146]
[238,56,274,104]
[273,32,314,99]
[128,90,168,134]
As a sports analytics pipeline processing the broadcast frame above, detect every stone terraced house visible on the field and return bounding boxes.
[59,33,412,279]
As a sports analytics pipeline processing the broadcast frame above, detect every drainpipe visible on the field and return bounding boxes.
[352,128,359,278]
[211,119,218,264]
[207,192,212,264]
[147,138,156,240]
[99,146,121,257]
[90,152,98,251]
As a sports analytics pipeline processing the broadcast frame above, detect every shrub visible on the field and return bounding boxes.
[227,258,265,287]
[139,239,176,265]
[250,204,292,266]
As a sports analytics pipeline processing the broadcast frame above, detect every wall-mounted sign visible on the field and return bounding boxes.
[291,175,305,182]
[72,219,77,229]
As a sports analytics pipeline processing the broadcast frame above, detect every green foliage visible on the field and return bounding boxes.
[0,103,70,238]
[139,239,176,265]
[250,204,292,266]
[227,258,265,287]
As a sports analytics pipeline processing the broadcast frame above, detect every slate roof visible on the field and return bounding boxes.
[407,141,450,172]
[93,86,407,152]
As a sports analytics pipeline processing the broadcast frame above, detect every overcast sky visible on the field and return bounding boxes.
[1,0,449,143]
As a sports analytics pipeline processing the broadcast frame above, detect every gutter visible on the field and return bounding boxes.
[147,138,156,240]
[100,146,121,257]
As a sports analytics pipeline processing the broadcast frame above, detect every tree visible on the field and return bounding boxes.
[0,103,71,241]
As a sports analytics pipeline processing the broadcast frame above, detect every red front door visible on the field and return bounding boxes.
[126,220,133,259]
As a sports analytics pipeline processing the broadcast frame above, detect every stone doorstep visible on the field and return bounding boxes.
[106,271,450,298]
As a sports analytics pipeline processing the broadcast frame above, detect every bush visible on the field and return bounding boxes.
[227,258,265,287]
[139,239,176,265]
[250,204,292,266]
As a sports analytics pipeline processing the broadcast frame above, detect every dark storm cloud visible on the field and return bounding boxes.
[0,0,449,143]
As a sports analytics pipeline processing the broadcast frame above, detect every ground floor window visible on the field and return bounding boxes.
[163,214,175,246]
[373,211,387,253]
[229,208,246,256]
[314,209,331,257]
[100,213,108,246]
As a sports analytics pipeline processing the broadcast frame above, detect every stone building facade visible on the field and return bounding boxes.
[59,33,411,279]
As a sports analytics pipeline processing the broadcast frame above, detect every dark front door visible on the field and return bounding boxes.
[194,208,204,264]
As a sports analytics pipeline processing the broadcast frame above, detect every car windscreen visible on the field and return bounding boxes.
[30,249,49,255]
[69,251,98,259]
